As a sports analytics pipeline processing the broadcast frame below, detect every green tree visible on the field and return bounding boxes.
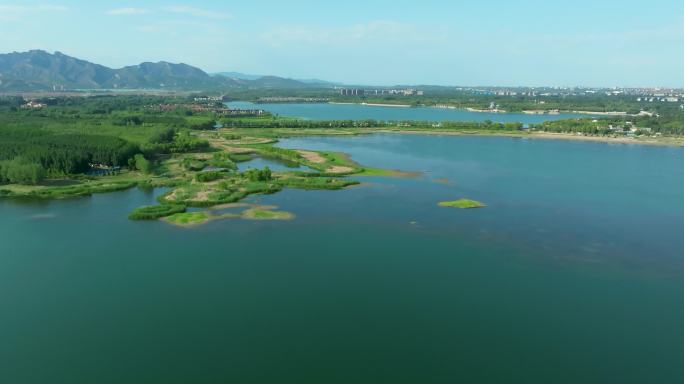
[133,154,152,174]
[0,158,46,185]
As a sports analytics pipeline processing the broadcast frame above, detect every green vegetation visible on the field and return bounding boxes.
[241,207,295,221]
[207,153,238,170]
[0,158,46,185]
[227,86,684,137]
[128,204,186,220]
[251,145,302,162]
[277,176,359,190]
[0,177,142,199]
[438,199,486,209]
[131,154,153,174]
[0,95,211,178]
[244,167,272,181]
[221,117,524,132]
[164,211,215,226]
[159,205,295,227]
[357,167,419,177]
[195,171,226,182]
[228,153,253,163]
[10,93,682,225]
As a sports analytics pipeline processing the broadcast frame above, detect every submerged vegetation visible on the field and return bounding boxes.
[163,211,230,227]
[438,199,486,209]
[162,205,294,227]
[241,207,295,221]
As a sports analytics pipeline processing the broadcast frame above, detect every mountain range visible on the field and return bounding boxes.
[214,71,338,86]
[0,50,334,91]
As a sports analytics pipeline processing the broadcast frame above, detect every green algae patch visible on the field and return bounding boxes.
[357,167,421,178]
[438,199,486,209]
[164,211,212,226]
[164,211,240,227]
[241,207,295,221]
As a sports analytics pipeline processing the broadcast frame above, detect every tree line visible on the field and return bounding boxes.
[0,133,139,178]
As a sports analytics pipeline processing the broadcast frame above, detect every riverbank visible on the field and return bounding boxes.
[368,128,684,147]
[466,107,507,113]
[329,102,412,108]
[570,110,628,116]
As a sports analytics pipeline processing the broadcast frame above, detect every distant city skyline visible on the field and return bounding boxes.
[1,0,683,87]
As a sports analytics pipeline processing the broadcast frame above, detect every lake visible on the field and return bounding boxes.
[1,134,683,383]
[228,101,594,123]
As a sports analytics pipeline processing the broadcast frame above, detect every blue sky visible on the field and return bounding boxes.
[1,1,683,87]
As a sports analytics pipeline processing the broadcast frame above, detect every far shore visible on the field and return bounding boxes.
[329,102,412,108]
[570,110,628,116]
[325,102,635,117]
[369,129,684,147]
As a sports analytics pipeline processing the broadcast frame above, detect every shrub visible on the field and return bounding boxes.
[243,167,271,182]
[195,171,225,182]
[0,158,46,185]
[131,154,153,173]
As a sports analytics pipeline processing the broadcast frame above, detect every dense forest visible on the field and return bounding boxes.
[0,95,211,184]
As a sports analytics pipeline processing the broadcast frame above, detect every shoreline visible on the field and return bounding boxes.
[369,129,684,147]
[466,107,507,113]
[569,110,628,116]
[329,102,412,108]
[2,129,682,204]
[260,101,637,118]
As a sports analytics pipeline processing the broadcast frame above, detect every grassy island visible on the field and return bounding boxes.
[438,199,487,209]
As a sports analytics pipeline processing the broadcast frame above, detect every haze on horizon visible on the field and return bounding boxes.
[0,0,683,88]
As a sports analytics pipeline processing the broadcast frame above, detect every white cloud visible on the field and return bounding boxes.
[107,8,149,16]
[163,5,231,20]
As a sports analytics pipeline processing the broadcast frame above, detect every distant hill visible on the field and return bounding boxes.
[213,71,263,81]
[0,50,335,91]
[213,72,339,87]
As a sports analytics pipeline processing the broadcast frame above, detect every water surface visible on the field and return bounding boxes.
[228,101,594,123]
[237,156,313,172]
[1,134,683,384]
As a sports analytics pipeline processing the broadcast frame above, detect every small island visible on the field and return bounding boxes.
[160,205,296,227]
[438,199,486,209]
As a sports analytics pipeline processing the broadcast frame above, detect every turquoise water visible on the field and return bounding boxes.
[228,101,595,123]
[1,134,684,383]
[237,156,314,172]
